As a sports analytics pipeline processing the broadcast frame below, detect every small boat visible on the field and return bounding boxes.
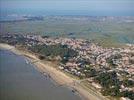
[47,74,51,78]
[72,89,76,93]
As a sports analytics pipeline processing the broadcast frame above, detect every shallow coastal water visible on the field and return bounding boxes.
[0,49,81,100]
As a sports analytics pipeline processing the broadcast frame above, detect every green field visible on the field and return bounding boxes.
[0,16,134,47]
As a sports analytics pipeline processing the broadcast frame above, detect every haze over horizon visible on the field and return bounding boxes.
[0,0,134,16]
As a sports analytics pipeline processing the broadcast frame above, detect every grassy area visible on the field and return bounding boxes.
[1,17,134,47]
[80,80,121,100]
[80,80,107,100]
[80,80,100,94]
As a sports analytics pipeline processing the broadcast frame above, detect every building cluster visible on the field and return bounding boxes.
[0,33,134,99]
[35,35,134,76]
[1,33,134,75]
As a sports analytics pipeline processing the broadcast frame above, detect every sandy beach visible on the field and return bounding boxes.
[0,43,108,100]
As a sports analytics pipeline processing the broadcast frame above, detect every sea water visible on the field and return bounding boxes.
[0,49,81,100]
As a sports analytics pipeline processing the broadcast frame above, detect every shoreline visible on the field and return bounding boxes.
[0,43,108,100]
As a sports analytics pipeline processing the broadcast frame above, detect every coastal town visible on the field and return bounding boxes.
[0,33,134,100]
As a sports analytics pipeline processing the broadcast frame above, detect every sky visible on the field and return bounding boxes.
[0,0,134,16]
